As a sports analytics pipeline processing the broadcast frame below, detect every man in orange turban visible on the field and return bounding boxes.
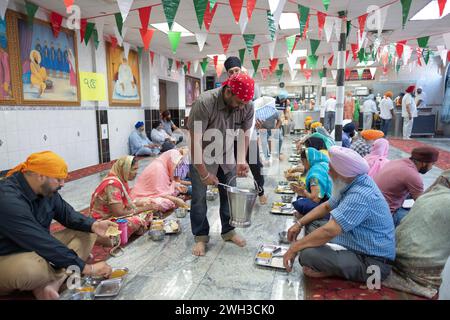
[311,121,322,130]
[0,151,116,300]
[350,130,384,158]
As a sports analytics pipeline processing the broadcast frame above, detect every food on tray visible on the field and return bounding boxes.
[109,269,128,279]
[77,286,95,292]
[151,219,164,231]
[273,202,284,207]
[256,251,272,259]
[105,224,122,237]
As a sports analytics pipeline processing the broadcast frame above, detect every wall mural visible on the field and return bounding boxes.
[185,75,200,107]
[0,16,12,102]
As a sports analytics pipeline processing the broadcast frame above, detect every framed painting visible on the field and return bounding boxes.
[105,42,141,106]
[12,12,80,105]
[0,12,16,104]
[185,75,200,107]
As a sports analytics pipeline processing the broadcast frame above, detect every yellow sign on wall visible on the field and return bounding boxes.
[79,72,106,101]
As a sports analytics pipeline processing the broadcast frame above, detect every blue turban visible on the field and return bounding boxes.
[135,121,144,129]
[343,123,356,134]
[278,90,288,100]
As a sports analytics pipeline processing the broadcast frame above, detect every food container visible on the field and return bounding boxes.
[175,207,188,218]
[278,181,288,186]
[94,278,123,297]
[109,268,129,280]
[281,195,293,203]
[206,190,218,201]
[279,231,289,244]
[163,219,181,234]
[254,244,289,269]
[148,229,166,241]
[68,291,95,300]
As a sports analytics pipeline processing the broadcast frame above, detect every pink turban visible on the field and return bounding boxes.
[329,146,370,178]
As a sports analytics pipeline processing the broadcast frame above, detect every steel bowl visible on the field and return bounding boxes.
[175,207,188,218]
[148,229,166,241]
[279,231,289,244]
[68,291,95,300]
[281,195,293,203]
[278,181,288,186]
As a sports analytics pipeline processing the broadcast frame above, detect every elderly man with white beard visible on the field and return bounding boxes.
[283,146,395,283]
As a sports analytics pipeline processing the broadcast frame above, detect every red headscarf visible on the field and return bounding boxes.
[405,85,415,94]
[222,73,255,103]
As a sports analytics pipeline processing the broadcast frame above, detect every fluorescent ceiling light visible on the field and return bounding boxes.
[410,0,450,20]
[357,61,375,67]
[151,22,194,37]
[207,54,227,61]
[279,13,300,29]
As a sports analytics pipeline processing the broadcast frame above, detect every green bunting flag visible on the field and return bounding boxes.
[276,69,283,80]
[358,49,366,63]
[267,10,276,41]
[357,68,364,79]
[25,1,39,25]
[114,12,123,36]
[168,31,181,54]
[310,39,320,56]
[239,48,246,65]
[417,36,430,49]
[200,58,209,73]
[168,58,173,71]
[137,47,143,60]
[286,35,296,54]
[162,0,180,30]
[346,20,352,39]
[93,29,100,49]
[278,63,284,71]
[318,70,324,78]
[251,59,260,74]
[209,0,217,7]
[423,49,430,65]
[396,62,401,73]
[84,22,95,45]
[243,34,256,54]
[298,5,310,36]
[193,0,207,29]
[401,0,412,29]
[184,64,188,73]
[307,55,318,68]
[322,0,330,11]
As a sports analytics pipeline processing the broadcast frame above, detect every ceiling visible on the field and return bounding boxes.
[12,0,450,72]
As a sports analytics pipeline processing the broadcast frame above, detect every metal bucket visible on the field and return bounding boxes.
[225,177,258,228]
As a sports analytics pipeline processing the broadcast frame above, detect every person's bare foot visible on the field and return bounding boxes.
[32,276,66,300]
[259,195,268,205]
[302,266,331,278]
[192,241,206,256]
[279,154,286,161]
[228,234,246,247]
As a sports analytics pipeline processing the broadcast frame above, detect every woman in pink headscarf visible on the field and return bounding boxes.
[131,149,189,212]
[364,138,390,178]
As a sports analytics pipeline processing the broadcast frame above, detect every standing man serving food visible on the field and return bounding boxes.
[188,73,255,256]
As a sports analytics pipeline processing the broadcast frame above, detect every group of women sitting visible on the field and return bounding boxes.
[89,148,190,246]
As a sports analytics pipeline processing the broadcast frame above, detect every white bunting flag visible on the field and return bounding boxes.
[95,17,105,40]
[0,0,9,19]
[357,31,367,51]
[267,39,277,60]
[369,67,377,79]
[324,16,334,43]
[287,53,297,71]
[271,0,286,31]
[239,9,248,34]
[331,69,337,80]
[289,68,297,81]
[123,42,130,59]
[114,26,128,46]
[193,60,199,73]
[195,32,208,52]
[437,46,448,66]
[334,17,342,41]
[117,0,133,23]
[403,45,413,65]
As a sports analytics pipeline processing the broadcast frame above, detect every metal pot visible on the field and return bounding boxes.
[148,229,165,241]
[175,208,188,218]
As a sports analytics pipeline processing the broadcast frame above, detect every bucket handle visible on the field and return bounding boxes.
[226,175,263,195]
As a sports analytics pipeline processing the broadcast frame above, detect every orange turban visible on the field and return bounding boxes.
[384,91,393,99]
[7,151,68,179]
[361,129,384,141]
[311,122,322,129]
[305,116,313,121]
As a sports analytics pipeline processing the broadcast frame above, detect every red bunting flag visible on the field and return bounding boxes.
[50,12,63,38]
[229,0,244,24]
[303,69,312,80]
[346,50,350,62]
[247,0,256,20]
[261,68,269,80]
[417,48,423,66]
[139,6,151,28]
[213,55,219,67]
[219,34,232,53]
[187,61,191,74]
[328,54,334,66]
[176,61,181,70]
[300,58,306,70]
[80,18,87,43]
[110,36,118,49]
[345,68,351,79]
[448,50,450,62]
[269,58,278,73]
[383,65,388,75]
[396,40,407,58]
[253,44,260,59]
[149,51,155,64]
[351,44,359,60]
[139,28,154,51]
[204,1,218,31]
[302,14,310,39]
[64,0,74,9]
[317,12,327,39]
[358,13,368,38]
[438,0,447,17]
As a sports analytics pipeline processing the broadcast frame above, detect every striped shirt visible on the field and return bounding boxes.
[329,174,396,260]
[351,138,371,158]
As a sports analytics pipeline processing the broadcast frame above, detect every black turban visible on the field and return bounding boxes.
[224,56,241,71]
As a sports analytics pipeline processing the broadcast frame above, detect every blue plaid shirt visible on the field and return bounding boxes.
[329,174,396,260]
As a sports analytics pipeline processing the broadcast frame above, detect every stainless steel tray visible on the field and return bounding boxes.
[254,244,289,270]
[274,186,295,194]
[94,278,123,297]
[163,219,181,234]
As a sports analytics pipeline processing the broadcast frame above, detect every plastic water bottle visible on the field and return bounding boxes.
[116,219,128,245]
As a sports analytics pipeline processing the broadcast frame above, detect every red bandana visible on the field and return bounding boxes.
[222,73,255,103]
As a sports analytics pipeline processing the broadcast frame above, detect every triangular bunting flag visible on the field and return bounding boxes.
[139,6,151,28]
[310,39,321,56]
[324,16,334,43]
[150,51,155,65]
[213,55,218,67]
[357,31,367,51]
[322,0,330,11]
[346,50,350,63]
[270,0,286,31]
[317,11,327,39]
[423,49,430,65]
[358,13,368,38]
[115,12,123,35]
[139,28,154,51]
[215,62,224,77]
[307,55,318,68]
[267,39,277,60]
[346,20,351,39]
[357,68,364,79]
[239,8,249,34]
[396,62,401,73]
[334,17,342,40]
[403,45,413,65]
[266,10,276,41]
[437,46,448,66]
[50,12,63,38]
[187,61,191,73]
[286,35,296,54]
[299,58,306,70]
[438,0,447,17]
[345,68,351,79]
[25,1,39,25]
[195,32,208,52]
[417,36,429,49]
[110,36,118,49]
[303,69,312,80]
[287,53,297,71]
[252,59,260,74]
[298,5,310,36]
[276,69,283,81]
[318,70,324,78]
[261,68,269,80]
[80,19,87,43]
[302,14,310,39]
[239,48,246,65]
[369,67,376,79]
[184,64,188,74]
[168,58,173,71]
[95,17,105,40]
[396,40,407,59]
[328,54,334,66]
[247,0,256,20]
[162,0,180,30]
[219,34,232,54]
[84,22,95,45]
[63,0,74,9]
[400,0,412,29]
[331,69,337,80]
[123,42,130,59]
[243,34,256,54]
[289,68,297,81]
[193,59,199,72]
[269,58,278,73]
[176,60,181,70]
[253,45,260,59]
[193,0,207,29]
[229,0,244,23]
[204,1,218,31]
[137,46,143,59]
[209,0,217,7]
[417,48,423,66]
[93,29,100,49]
[117,0,133,23]
[201,58,209,73]
[168,31,181,54]
[351,44,359,60]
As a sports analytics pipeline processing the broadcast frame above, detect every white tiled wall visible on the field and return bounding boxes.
[107,108,145,160]
[0,109,98,171]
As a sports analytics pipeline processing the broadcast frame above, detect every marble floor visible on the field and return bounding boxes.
[59,136,443,300]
